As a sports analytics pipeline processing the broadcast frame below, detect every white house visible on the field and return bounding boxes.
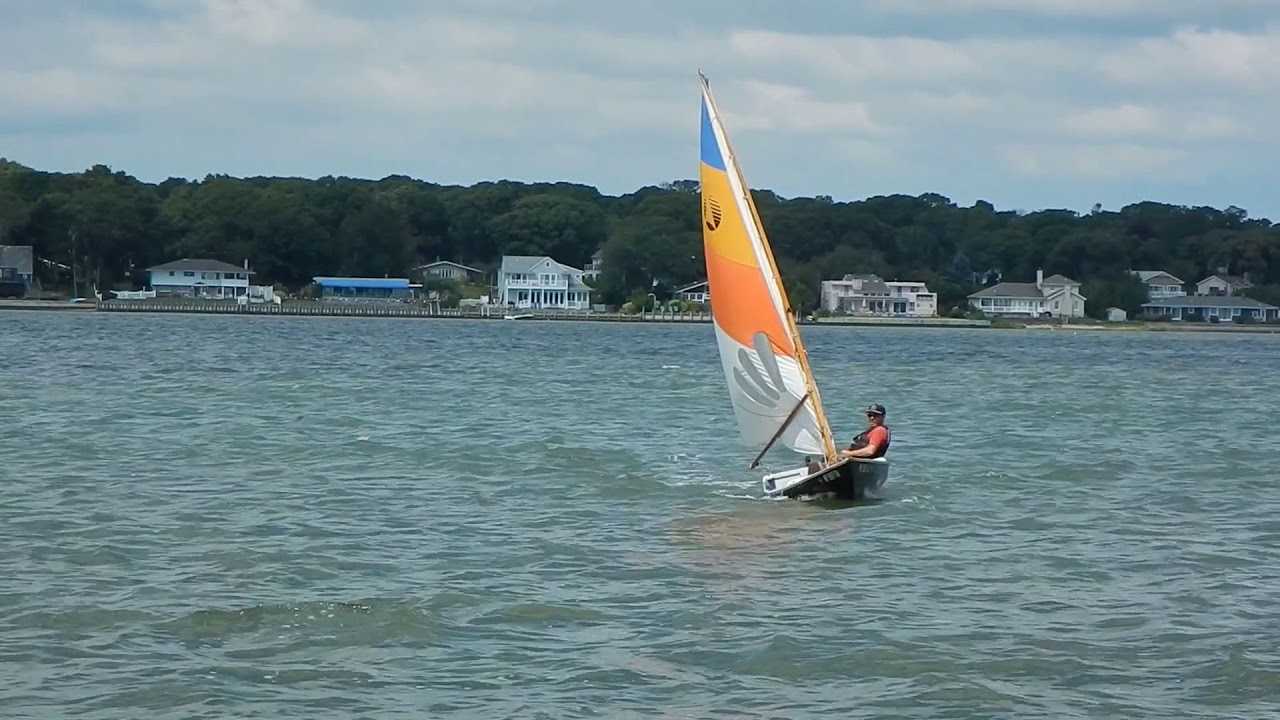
[820,274,891,314]
[967,269,1087,318]
[884,280,938,317]
[414,260,483,283]
[147,258,254,298]
[676,280,709,304]
[1130,270,1185,299]
[498,255,592,310]
[583,249,603,281]
[820,274,935,316]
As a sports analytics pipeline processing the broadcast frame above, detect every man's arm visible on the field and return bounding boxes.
[841,428,884,458]
[842,443,879,458]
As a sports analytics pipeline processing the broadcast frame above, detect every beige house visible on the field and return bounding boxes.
[967,269,1086,318]
[1195,273,1252,296]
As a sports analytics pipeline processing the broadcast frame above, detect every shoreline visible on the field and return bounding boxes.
[3,299,1278,334]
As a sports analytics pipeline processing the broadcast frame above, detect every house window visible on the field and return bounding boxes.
[184,271,194,276]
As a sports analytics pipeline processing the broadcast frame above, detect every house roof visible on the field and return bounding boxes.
[824,273,891,295]
[1197,273,1251,286]
[1041,273,1080,285]
[0,245,33,276]
[1142,295,1277,310]
[1132,270,1184,284]
[500,254,587,275]
[313,277,413,289]
[415,260,482,274]
[968,282,1043,299]
[147,258,254,274]
[969,272,1085,299]
[677,280,709,293]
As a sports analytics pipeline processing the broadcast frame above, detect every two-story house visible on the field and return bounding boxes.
[1195,272,1252,297]
[967,269,1086,318]
[821,275,937,316]
[498,255,592,310]
[583,249,603,282]
[820,274,892,314]
[147,258,254,298]
[1130,270,1186,299]
[884,280,938,317]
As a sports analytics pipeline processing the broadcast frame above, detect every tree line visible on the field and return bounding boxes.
[1,158,1278,316]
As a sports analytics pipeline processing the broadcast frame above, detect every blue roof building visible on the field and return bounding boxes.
[313,276,420,302]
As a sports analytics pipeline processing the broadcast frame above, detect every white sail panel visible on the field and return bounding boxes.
[712,324,825,457]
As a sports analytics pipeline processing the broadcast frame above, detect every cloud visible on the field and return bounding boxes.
[999,142,1191,181]
[1099,25,1280,91]
[867,0,1276,20]
[2,0,1280,217]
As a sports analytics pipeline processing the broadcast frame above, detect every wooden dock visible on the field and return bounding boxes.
[93,299,714,323]
[89,300,1000,328]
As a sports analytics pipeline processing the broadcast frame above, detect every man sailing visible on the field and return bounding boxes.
[840,404,891,460]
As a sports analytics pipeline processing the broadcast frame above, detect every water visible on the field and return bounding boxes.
[2,311,1278,718]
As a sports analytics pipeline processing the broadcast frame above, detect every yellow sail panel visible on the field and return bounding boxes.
[699,77,831,460]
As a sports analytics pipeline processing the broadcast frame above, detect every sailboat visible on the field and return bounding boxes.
[697,72,890,500]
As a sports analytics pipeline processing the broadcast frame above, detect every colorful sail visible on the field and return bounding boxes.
[697,73,838,464]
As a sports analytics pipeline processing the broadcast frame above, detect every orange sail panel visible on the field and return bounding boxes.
[698,73,837,462]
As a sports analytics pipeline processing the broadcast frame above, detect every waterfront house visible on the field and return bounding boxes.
[820,274,937,316]
[1142,295,1279,322]
[1106,307,1128,322]
[820,274,890,314]
[967,269,1086,318]
[884,280,937,317]
[676,280,710,304]
[583,249,603,282]
[1195,273,1252,297]
[147,258,254,298]
[497,255,592,310]
[1129,270,1186,299]
[313,276,419,302]
[0,245,34,297]
[413,260,483,283]
[0,245,34,284]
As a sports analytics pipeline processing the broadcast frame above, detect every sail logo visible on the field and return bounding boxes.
[731,331,789,410]
[703,196,722,232]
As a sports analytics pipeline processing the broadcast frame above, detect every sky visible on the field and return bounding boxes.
[3,0,1280,218]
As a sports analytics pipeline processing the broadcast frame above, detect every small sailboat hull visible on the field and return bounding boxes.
[761,457,890,500]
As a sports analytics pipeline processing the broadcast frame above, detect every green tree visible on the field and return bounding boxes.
[0,156,1277,310]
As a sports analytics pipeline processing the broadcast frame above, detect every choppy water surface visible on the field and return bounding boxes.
[2,311,1278,718]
